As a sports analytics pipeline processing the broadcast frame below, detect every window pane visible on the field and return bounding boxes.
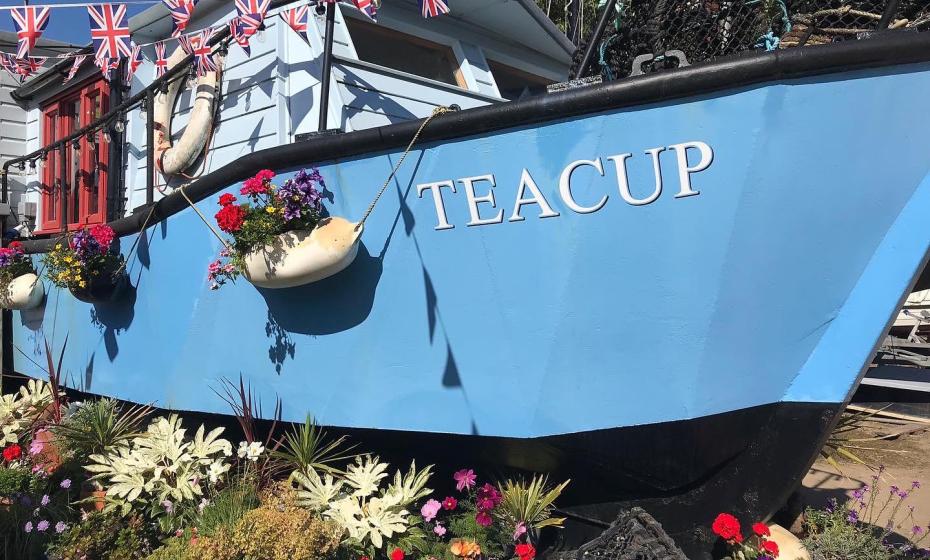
[45,112,59,222]
[487,60,552,101]
[87,92,103,213]
[345,17,461,86]
[66,98,81,225]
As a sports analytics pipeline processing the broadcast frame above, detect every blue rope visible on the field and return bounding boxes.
[598,35,618,80]
[755,30,780,50]
[750,0,791,51]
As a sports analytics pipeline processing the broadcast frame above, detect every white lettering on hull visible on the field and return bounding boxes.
[417,141,714,230]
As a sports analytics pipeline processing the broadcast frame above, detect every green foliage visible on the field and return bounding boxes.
[194,478,261,538]
[803,506,902,560]
[47,511,158,560]
[54,398,151,458]
[274,415,356,475]
[496,476,569,541]
[0,464,36,496]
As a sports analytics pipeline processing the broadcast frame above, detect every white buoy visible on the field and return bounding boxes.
[2,273,44,310]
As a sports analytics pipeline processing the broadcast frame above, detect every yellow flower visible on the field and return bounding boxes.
[79,281,86,288]
[64,256,73,263]
[265,206,276,214]
[55,244,62,250]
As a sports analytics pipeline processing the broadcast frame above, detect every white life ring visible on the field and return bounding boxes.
[153,45,223,177]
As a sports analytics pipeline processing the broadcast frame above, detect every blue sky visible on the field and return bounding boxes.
[0,1,153,48]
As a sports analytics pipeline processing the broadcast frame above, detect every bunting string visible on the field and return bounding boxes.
[0,0,448,85]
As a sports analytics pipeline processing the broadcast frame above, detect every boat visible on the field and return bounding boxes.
[2,0,930,557]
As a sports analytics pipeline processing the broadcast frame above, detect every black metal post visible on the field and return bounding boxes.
[572,0,618,79]
[566,0,583,45]
[318,1,337,132]
[146,89,155,205]
[878,0,901,29]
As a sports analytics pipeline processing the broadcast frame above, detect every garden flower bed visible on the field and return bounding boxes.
[0,379,570,560]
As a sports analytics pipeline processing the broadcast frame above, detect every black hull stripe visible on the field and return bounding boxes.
[18,31,930,253]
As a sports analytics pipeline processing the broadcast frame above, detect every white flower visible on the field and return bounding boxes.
[237,441,265,462]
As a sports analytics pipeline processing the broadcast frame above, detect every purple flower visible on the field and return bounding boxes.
[162,499,174,514]
[848,510,859,524]
[55,521,67,534]
[913,481,922,490]
[454,469,476,492]
[37,520,49,532]
[70,229,104,263]
[421,499,441,522]
[40,494,50,506]
[24,521,33,533]
[277,169,324,222]
[914,526,924,536]
[434,523,447,537]
[891,485,900,495]
[60,479,71,489]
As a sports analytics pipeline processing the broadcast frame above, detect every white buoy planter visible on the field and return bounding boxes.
[2,273,45,310]
[243,217,363,289]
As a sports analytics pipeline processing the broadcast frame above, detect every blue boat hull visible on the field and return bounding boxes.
[10,38,930,556]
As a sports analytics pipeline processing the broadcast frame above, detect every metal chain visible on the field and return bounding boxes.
[356,105,455,230]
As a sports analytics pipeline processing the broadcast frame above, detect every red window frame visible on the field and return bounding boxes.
[38,77,110,233]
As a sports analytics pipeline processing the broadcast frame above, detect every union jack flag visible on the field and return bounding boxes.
[154,41,169,78]
[10,7,51,59]
[87,4,132,61]
[15,56,46,80]
[95,56,119,81]
[353,0,378,21]
[188,29,216,77]
[0,54,21,83]
[64,55,87,84]
[281,6,309,42]
[229,17,252,56]
[420,0,450,18]
[162,0,198,38]
[235,0,270,35]
[124,43,144,85]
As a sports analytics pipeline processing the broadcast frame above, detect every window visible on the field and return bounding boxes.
[487,60,553,101]
[345,16,466,88]
[39,77,109,233]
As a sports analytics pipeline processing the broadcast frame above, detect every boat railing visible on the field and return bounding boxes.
[573,0,928,80]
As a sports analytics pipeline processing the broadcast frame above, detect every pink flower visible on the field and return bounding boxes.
[454,469,476,492]
[513,521,527,541]
[442,496,457,510]
[434,523,447,537]
[240,177,269,196]
[29,438,44,456]
[421,499,442,522]
[477,483,502,510]
[475,511,492,527]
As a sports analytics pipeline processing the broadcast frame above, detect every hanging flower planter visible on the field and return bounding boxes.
[0,241,44,310]
[44,225,127,304]
[242,217,363,289]
[207,168,361,290]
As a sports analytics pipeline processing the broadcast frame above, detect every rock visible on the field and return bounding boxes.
[768,523,810,560]
[552,508,688,560]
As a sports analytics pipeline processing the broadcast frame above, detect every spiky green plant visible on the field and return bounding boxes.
[820,407,895,475]
[273,415,355,475]
[496,475,570,542]
[54,398,151,457]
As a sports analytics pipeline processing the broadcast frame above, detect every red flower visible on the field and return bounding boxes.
[360,557,369,560]
[761,539,779,557]
[89,224,115,248]
[9,241,23,251]
[442,496,457,510]
[711,513,742,542]
[753,522,771,537]
[219,193,236,207]
[3,444,22,462]
[215,204,247,233]
[515,543,536,560]
[390,549,404,560]
[240,177,269,196]
[256,169,275,182]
